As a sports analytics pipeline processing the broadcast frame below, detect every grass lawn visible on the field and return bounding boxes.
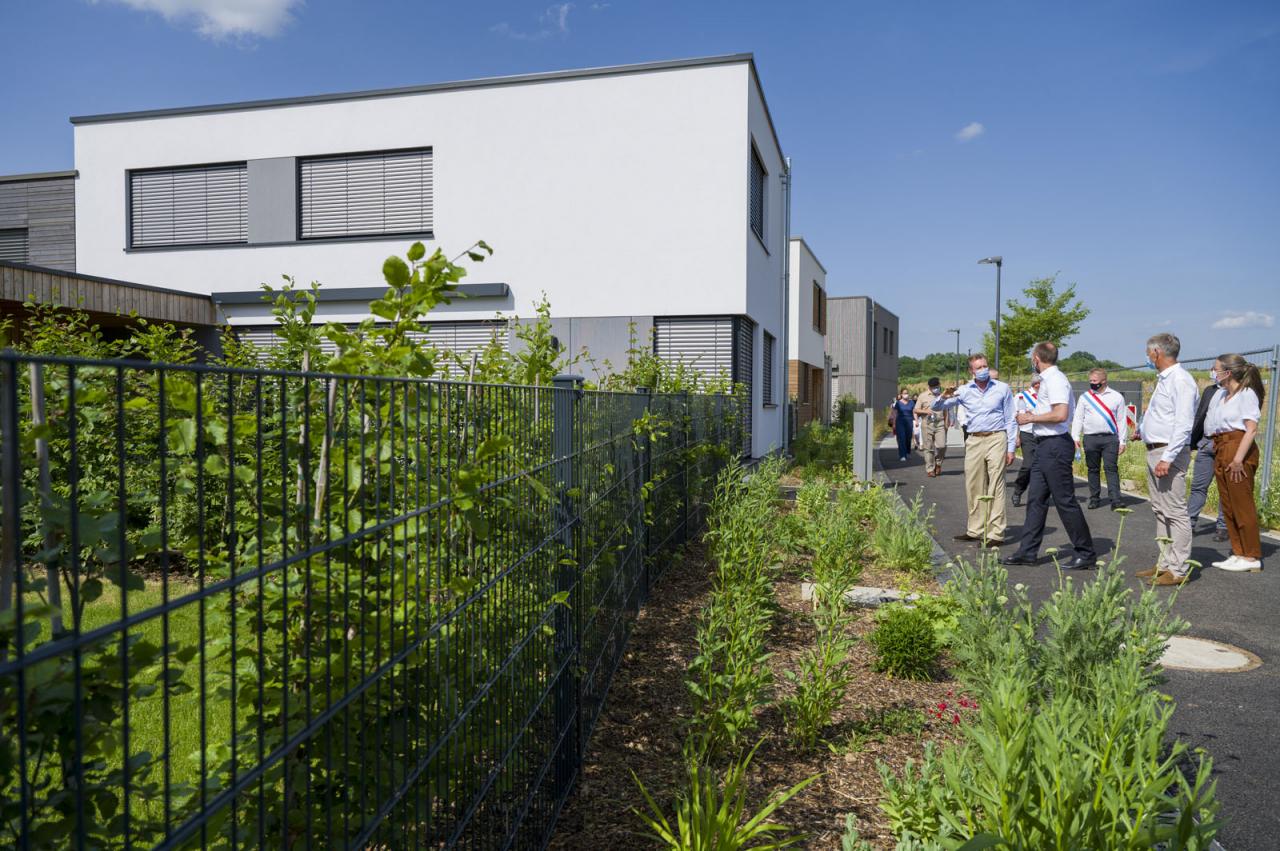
[18,575,233,826]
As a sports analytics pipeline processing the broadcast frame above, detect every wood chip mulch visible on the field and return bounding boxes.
[549,545,964,850]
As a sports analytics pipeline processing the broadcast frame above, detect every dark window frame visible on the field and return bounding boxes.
[762,330,776,406]
[296,146,434,242]
[126,160,249,250]
[748,143,767,244]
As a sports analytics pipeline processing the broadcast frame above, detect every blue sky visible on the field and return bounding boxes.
[2,0,1278,363]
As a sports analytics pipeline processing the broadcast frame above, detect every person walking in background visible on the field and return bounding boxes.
[1188,378,1230,542]
[916,378,948,477]
[890,388,915,462]
[1205,354,1266,572]
[1134,333,1199,586]
[934,353,1017,545]
[1072,368,1128,510]
[1001,341,1097,570]
[1011,375,1045,507]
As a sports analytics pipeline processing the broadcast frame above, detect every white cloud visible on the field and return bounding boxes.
[92,0,301,39]
[492,3,573,40]
[1211,311,1275,330]
[955,122,985,142]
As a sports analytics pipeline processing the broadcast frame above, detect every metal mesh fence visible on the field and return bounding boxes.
[0,352,740,850]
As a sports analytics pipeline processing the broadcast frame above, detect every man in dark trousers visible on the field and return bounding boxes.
[1002,341,1097,570]
[1011,374,1044,506]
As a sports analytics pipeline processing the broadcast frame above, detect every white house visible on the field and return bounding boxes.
[787,236,828,427]
[70,54,790,457]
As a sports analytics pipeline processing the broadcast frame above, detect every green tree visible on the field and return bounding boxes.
[982,275,1090,369]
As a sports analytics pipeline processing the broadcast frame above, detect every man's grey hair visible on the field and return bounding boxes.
[1146,333,1181,360]
[1089,368,1108,379]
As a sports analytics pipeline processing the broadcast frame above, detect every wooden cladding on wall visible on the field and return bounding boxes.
[0,176,75,271]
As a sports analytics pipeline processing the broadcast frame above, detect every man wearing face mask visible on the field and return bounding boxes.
[1001,341,1097,570]
[933,354,1017,544]
[1070,368,1128,510]
[915,378,948,477]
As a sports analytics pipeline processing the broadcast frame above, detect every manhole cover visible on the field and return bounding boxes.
[1161,636,1261,672]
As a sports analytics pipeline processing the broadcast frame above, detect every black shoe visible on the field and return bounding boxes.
[982,538,1014,547]
[1000,554,1038,566]
[1011,492,1023,507]
[1213,529,1229,542]
[1087,498,1102,510]
[1060,556,1097,571]
[953,533,982,542]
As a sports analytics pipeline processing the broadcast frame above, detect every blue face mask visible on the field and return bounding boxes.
[930,387,942,395]
[1144,357,1156,370]
[974,368,990,382]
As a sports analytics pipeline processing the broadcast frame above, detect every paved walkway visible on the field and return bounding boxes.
[879,432,1279,851]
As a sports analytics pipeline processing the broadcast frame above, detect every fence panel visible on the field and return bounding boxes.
[0,352,739,850]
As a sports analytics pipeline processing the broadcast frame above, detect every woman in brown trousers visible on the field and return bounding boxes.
[1205,353,1266,572]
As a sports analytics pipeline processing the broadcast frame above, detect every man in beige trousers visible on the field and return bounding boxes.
[934,354,1017,544]
[915,377,948,477]
[1134,333,1199,585]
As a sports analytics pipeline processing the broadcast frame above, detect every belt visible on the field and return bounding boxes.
[1144,441,1167,450]
[967,431,1000,437]
[1211,430,1246,441]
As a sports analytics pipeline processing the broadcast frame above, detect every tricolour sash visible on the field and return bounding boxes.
[1019,390,1037,410]
[1084,391,1119,434]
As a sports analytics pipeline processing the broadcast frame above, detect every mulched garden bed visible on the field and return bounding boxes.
[550,543,963,850]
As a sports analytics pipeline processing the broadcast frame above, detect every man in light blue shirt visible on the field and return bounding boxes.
[935,353,1017,544]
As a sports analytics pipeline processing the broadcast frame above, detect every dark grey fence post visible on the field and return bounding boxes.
[681,391,691,544]
[551,374,583,800]
[0,353,18,616]
[634,387,652,604]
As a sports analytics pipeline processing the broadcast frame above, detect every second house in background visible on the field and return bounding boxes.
[71,54,789,457]
[826,296,900,416]
[787,236,830,428]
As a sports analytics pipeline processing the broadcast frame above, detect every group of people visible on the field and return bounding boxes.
[889,334,1266,583]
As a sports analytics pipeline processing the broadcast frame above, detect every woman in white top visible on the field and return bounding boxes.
[1204,353,1266,572]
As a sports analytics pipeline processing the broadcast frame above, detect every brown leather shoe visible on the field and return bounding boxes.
[1135,565,1162,578]
[1151,571,1189,587]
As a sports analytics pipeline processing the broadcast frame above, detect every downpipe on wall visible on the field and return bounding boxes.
[780,156,792,453]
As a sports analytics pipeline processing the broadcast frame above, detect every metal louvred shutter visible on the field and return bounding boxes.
[129,164,247,248]
[653,317,735,381]
[299,149,434,240]
[234,326,339,361]
[762,332,774,405]
[406,321,506,359]
[0,228,28,262]
[733,318,755,455]
[748,148,766,239]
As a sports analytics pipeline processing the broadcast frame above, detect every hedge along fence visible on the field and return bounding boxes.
[0,351,740,850]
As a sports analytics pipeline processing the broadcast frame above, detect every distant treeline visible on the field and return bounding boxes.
[898,350,1123,385]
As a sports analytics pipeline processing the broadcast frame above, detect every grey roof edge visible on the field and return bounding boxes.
[70,54,756,125]
[0,170,78,184]
[0,259,214,302]
[212,282,510,305]
[788,235,828,276]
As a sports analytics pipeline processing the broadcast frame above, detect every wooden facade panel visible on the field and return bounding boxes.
[0,176,75,271]
[1,262,216,327]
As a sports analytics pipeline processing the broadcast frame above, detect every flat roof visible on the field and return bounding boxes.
[72,53,753,123]
[788,236,828,276]
[0,170,77,184]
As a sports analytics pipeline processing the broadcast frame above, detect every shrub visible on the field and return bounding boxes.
[782,598,855,750]
[871,492,935,574]
[633,741,816,850]
[907,592,962,647]
[790,421,851,476]
[869,604,939,680]
[879,557,1220,849]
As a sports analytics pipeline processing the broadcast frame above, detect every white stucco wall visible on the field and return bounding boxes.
[74,62,753,321]
[742,73,786,457]
[787,237,826,366]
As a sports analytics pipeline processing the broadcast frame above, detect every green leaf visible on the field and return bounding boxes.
[406,241,426,262]
[383,256,411,288]
[82,578,104,604]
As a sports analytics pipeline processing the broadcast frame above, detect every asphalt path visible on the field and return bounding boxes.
[878,430,1279,851]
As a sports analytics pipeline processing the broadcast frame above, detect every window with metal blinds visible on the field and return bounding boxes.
[129,164,247,248]
[299,149,434,240]
[762,332,775,405]
[749,147,766,240]
[0,228,28,262]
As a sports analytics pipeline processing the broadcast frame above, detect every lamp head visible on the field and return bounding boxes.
[977,256,1003,265]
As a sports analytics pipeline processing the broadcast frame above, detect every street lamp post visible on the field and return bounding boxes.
[948,328,960,388]
[978,256,1003,372]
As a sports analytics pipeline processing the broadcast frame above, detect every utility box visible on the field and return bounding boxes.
[850,410,874,482]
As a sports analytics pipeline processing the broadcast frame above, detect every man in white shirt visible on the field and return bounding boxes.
[1011,375,1045,507]
[1134,333,1199,586]
[1001,341,1097,570]
[1071,368,1128,511]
